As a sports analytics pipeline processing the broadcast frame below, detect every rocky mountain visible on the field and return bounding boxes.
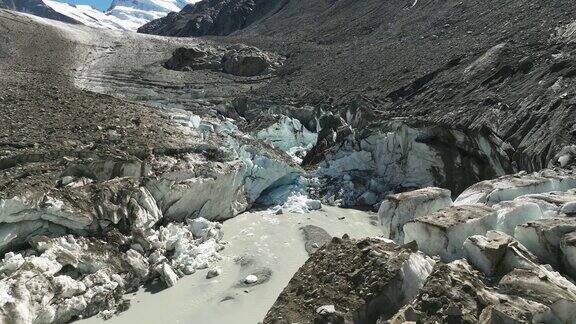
[3,0,199,30]
[138,0,285,36]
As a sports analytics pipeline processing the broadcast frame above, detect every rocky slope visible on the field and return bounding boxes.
[138,0,286,36]
[139,0,576,206]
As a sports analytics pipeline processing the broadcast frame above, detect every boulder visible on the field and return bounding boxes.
[164,47,221,71]
[222,45,274,76]
[263,237,435,324]
[158,263,179,287]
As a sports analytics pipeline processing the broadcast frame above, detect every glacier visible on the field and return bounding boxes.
[41,0,201,31]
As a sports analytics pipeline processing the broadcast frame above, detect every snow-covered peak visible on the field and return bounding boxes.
[108,0,191,14]
[43,0,140,30]
[106,0,200,30]
[41,0,201,31]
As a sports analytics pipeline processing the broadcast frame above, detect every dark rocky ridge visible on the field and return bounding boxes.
[138,0,287,37]
[140,0,576,177]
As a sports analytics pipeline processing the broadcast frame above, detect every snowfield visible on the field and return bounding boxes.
[43,0,201,31]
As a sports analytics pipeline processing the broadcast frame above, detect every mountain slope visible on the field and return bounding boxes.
[140,0,576,174]
[138,0,287,36]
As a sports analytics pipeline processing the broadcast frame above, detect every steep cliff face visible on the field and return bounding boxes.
[138,0,287,36]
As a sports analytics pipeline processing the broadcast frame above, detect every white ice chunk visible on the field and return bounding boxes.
[492,201,544,235]
[404,204,497,261]
[0,253,24,275]
[514,218,576,269]
[400,252,436,301]
[379,187,452,243]
[463,231,540,276]
[53,275,86,298]
[456,169,576,206]
[244,274,258,284]
[267,192,322,214]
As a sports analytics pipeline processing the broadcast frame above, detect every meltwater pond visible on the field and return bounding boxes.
[80,206,381,324]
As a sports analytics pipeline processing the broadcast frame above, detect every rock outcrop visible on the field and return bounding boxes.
[263,236,435,324]
[164,44,282,77]
[221,45,276,77]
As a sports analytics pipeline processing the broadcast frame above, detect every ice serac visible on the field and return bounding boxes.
[514,189,576,218]
[514,218,576,273]
[145,158,249,222]
[389,260,554,323]
[560,231,576,280]
[263,236,435,324]
[316,120,513,207]
[255,116,317,164]
[492,201,545,235]
[403,204,497,262]
[455,168,576,206]
[499,268,576,323]
[0,177,159,252]
[378,187,452,243]
[463,230,540,277]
